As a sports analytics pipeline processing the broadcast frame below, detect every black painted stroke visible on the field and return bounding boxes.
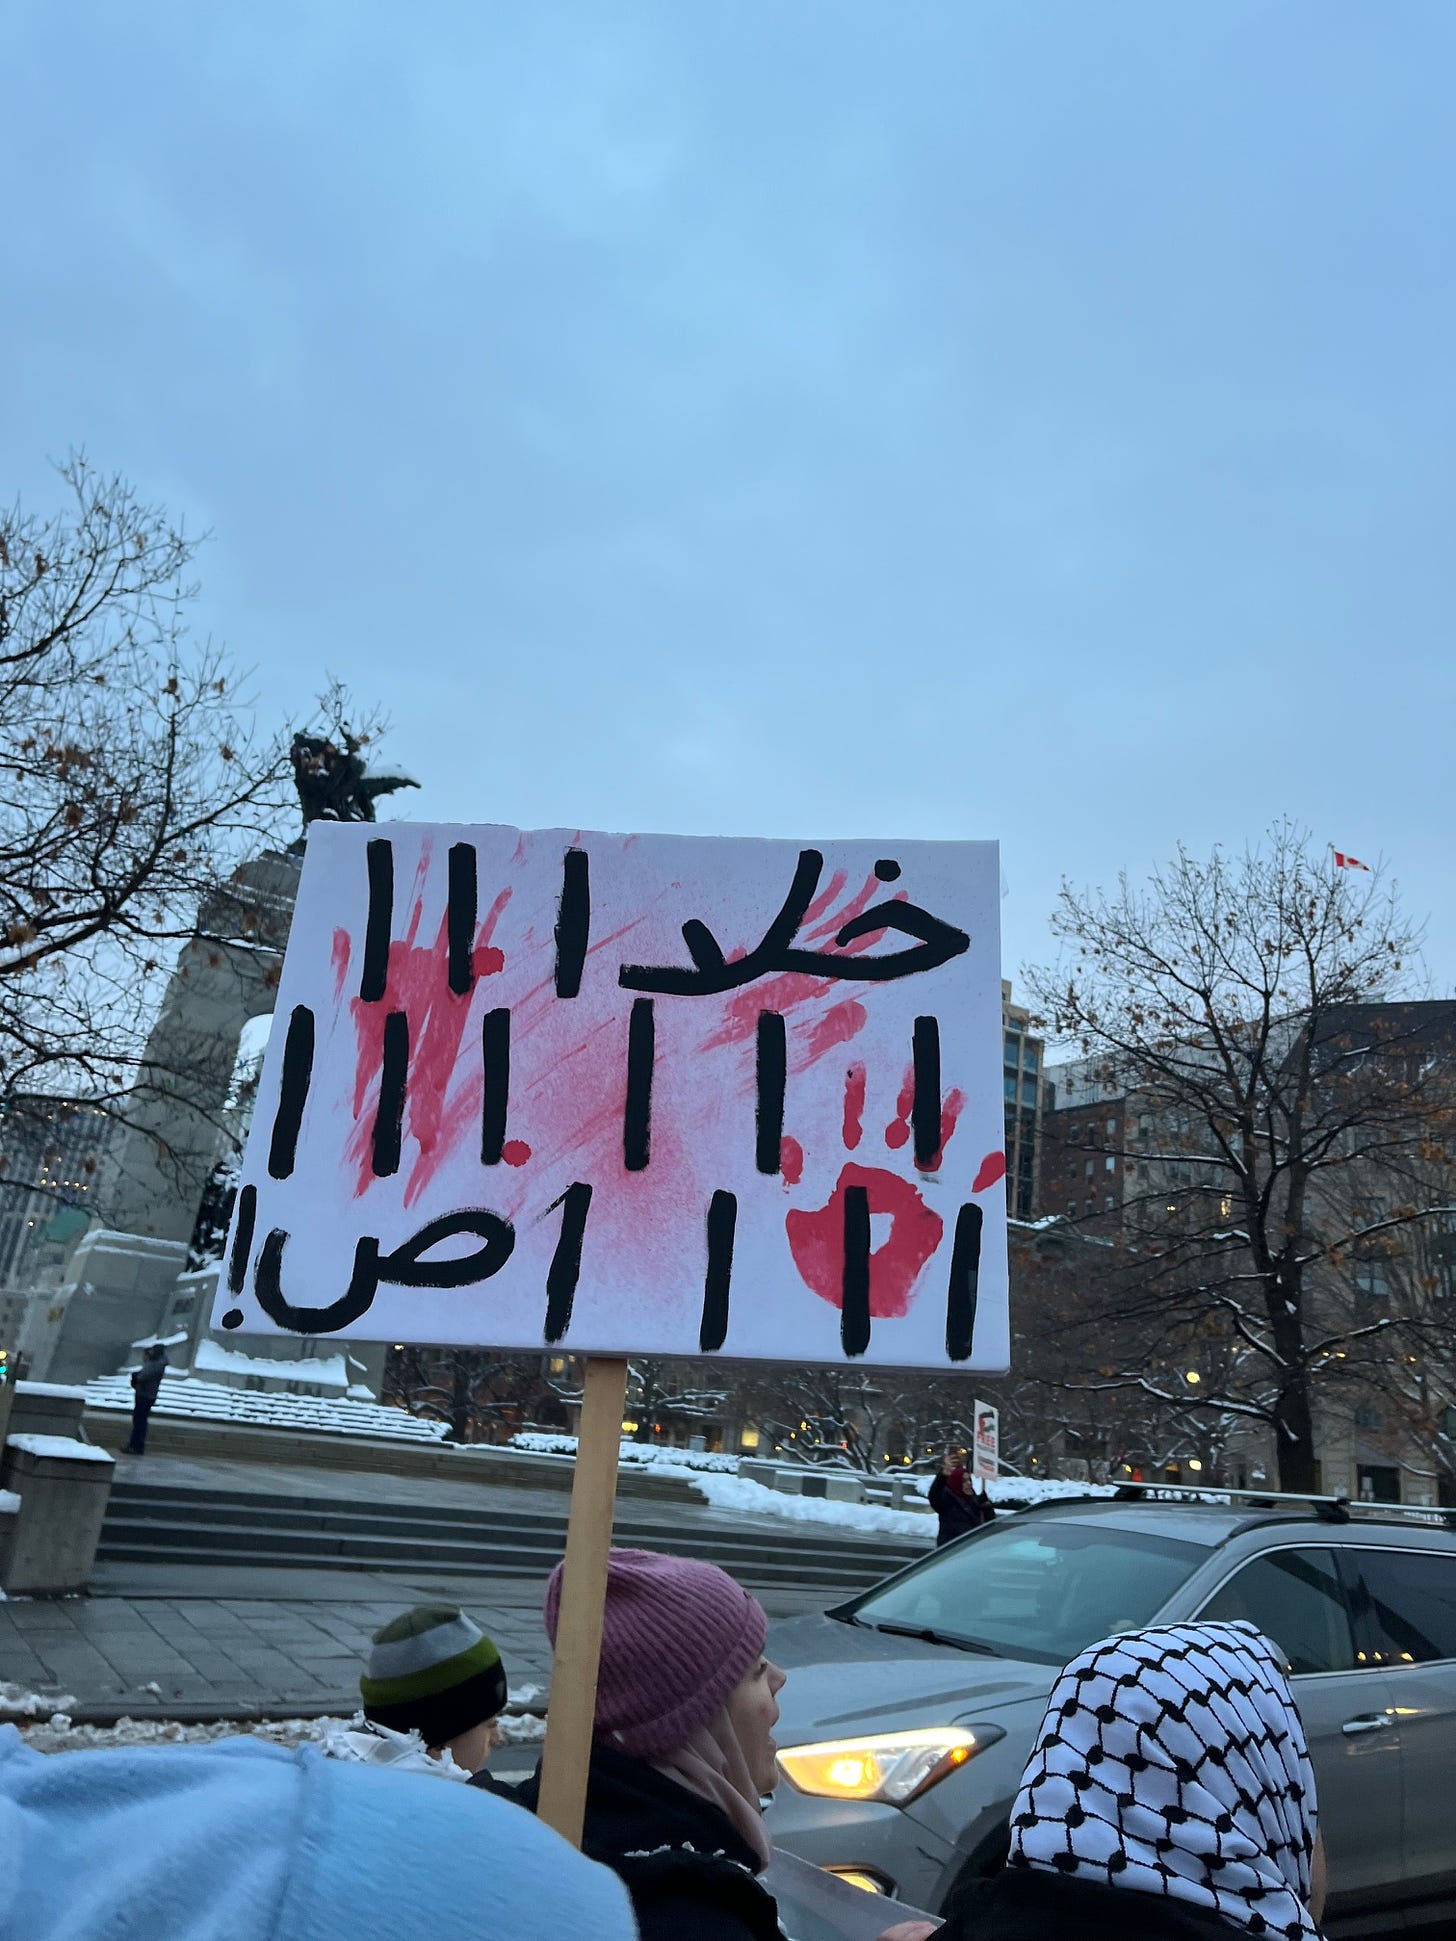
[623,998,654,1172]
[360,839,394,1002]
[481,1007,510,1165]
[252,1210,517,1336]
[267,1006,316,1180]
[555,847,590,998]
[227,1183,257,1295]
[545,1182,593,1343]
[755,1012,787,1175]
[700,1189,738,1351]
[447,843,478,996]
[372,1011,409,1177]
[841,1182,872,1357]
[912,1015,942,1167]
[946,1202,984,1363]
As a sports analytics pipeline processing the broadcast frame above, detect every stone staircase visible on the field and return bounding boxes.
[97,1477,929,1595]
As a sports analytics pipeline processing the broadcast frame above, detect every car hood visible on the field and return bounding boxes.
[768,1613,1058,1744]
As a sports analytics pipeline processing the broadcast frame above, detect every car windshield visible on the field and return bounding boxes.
[848,1518,1205,1665]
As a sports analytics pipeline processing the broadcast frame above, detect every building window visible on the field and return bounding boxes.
[1067,1202,1077,1218]
[1084,1159,1094,1178]
[1139,1114,1154,1140]
[1354,1262,1390,1307]
[1023,1044,1039,1073]
[1106,1117,1117,1136]
[1004,1074,1018,1102]
[1104,1195,1116,1212]
[1021,1077,1038,1107]
[1354,1404,1380,1431]
[1084,1198,1095,1218]
[1004,1035,1020,1065]
[1105,1156,1116,1173]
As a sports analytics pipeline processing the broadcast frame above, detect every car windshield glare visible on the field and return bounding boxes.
[850,1519,1206,1664]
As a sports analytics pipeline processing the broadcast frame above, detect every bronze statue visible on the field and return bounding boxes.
[289,730,418,833]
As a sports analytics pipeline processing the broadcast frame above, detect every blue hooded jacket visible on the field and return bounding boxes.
[0,1725,638,1941]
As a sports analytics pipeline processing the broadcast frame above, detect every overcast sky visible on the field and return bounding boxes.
[5,1,1452,994]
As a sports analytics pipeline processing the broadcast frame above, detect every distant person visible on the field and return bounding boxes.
[125,1343,167,1455]
[356,1604,508,1777]
[927,1450,986,1546]
[881,1619,1327,1941]
[0,1724,636,1941]
[500,1548,786,1941]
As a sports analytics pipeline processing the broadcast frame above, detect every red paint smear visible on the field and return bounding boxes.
[502,1140,532,1168]
[701,972,839,1050]
[972,1150,1007,1194]
[780,1135,804,1186]
[802,871,878,943]
[804,998,867,1062]
[800,867,849,929]
[344,887,513,1205]
[331,929,351,998]
[842,1065,866,1150]
[786,1163,944,1320]
[917,1087,967,1172]
[884,1067,914,1150]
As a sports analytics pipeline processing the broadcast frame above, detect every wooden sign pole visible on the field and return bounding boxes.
[536,1354,630,1846]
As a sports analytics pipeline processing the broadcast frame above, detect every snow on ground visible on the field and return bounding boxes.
[15,1695,547,1755]
[4,1434,114,1463]
[509,1432,739,1473]
[692,1472,935,1537]
[192,1340,350,1390]
[2,1683,79,1719]
[82,1375,448,1441]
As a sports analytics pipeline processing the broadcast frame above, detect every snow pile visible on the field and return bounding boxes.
[13,1382,89,1400]
[691,1472,933,1538]
[0,1489,20,1515]
[20,1700,548,1756]
[1,1683,78,1720]
[5,1435,113,1464]
[193,1340,350,1391]
[81,1375,448,1442]
[508,1433,740,1474]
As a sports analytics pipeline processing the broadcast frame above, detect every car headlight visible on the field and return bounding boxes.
[776,1726,1002,1806]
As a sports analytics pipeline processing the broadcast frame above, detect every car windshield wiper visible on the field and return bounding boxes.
[870,1621,999,1656]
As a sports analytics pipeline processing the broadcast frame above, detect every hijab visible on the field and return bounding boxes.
[1008,1622,1320,1940]
[650,1708,773,1870]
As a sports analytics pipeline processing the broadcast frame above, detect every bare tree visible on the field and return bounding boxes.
[1028,824,1456,1492]
[383,1346,563,1443]
[0,456,297,1114]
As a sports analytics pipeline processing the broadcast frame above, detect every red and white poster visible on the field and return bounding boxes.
[972,1401,1000,1480]
[214,823,1008,1371]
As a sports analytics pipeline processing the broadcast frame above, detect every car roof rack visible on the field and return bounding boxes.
[1110,1482,1456,1530]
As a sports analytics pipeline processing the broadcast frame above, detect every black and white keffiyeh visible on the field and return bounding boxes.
[1008,1622,1319,1940]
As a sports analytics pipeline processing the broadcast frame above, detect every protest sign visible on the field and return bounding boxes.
[214,820,1007,1857]
[972,1399,1000,1481]
[215,822,1009,1372]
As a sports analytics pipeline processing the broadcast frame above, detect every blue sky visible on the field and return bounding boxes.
[5,1,1453,991]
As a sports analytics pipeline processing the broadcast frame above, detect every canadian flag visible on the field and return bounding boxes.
[1332,850,1370,871]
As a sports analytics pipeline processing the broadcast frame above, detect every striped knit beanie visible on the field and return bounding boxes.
[544,1548,767,1759]
[360,1605,507,1748]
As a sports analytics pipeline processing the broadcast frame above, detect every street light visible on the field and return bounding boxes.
[1185,1371,1201,1385]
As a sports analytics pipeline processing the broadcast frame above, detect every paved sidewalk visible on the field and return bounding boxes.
[0,1577,827,1722]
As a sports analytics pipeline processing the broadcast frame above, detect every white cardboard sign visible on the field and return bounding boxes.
[214,823,1008,1370]
[972,1400,1000,1479]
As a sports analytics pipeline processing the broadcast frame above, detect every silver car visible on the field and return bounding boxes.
[765,1491,1456,1936]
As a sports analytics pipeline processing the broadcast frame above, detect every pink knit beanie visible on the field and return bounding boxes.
[544,1548,768,1759]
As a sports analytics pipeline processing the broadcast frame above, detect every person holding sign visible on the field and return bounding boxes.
[496,1549,788,1941]
[927,1450,988,1547]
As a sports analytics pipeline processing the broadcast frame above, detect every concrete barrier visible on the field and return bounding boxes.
[10,1382,89,1441]
[1,1434,116,1594]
